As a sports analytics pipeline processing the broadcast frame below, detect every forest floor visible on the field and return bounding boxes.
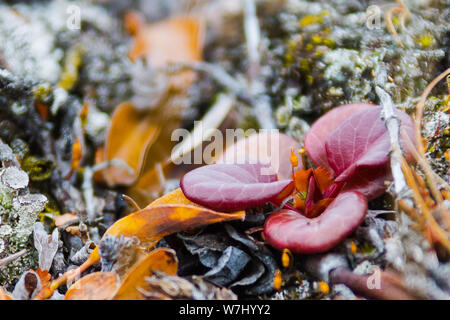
[0,0,449,300]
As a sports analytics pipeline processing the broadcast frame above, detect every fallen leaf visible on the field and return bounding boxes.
[127,94,235,208]
[114,248,178,300]
[88,204,245,265]
[64,272,119,300]
[264,191,367,253]
[102,102,161,186]
[125,161,173,208]
[102,16,204,188]
[180,163,294,212]
[215,132,302,180]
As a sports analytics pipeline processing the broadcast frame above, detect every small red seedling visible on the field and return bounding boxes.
[181,103,415,253]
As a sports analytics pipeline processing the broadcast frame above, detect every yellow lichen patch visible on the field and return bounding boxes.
[417,34,435,48]
[299,15,323,28]
[311,34,322,45]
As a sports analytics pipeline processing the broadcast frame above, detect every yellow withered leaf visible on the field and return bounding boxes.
[102,15,204,188]
[145,188,199,208]
[114,248,178,300]
[64,272,119,300]
[88,204,245,264]
[102,102,161,186]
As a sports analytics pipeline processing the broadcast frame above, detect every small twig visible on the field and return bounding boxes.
[400,128,446,204]
[243,0,261,80]
[376,87,450,250]
[398,199,422,222]
[243,0,276,129]
[376,87,408,195]
[122,194,141,211]
[385,0,410,48]
[400,156,450,251]
[414,68,450,156]
[0,249,27,268]
[385,7,407,48]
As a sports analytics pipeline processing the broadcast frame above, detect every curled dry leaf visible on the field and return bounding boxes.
[215,132,302,180]
[114,248,178,300]
[64,272,119,300]
[180,163,294,212]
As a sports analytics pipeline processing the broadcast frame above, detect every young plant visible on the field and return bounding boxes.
[180,103,415,253]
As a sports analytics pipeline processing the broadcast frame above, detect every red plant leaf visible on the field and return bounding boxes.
[215,132,302,180]
[305,104,415,199]
[264,191,367,253]
[180,163,294,212]
[305,103,374,173]
[325,106,415,198]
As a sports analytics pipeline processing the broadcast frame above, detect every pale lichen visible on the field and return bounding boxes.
[0,140,47,286]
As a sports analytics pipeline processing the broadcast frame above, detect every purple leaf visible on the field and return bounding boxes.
[305,103,374,173]
[305,104,415,199]
[263,191,367,253]
[324,106,415,198]
[180,163,294,212]
[215,132,302,180]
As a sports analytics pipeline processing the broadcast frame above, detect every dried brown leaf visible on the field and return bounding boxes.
[64,272,119,300]
[114,248,178,300]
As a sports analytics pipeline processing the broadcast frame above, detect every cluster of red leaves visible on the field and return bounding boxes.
[181,103,415,253]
